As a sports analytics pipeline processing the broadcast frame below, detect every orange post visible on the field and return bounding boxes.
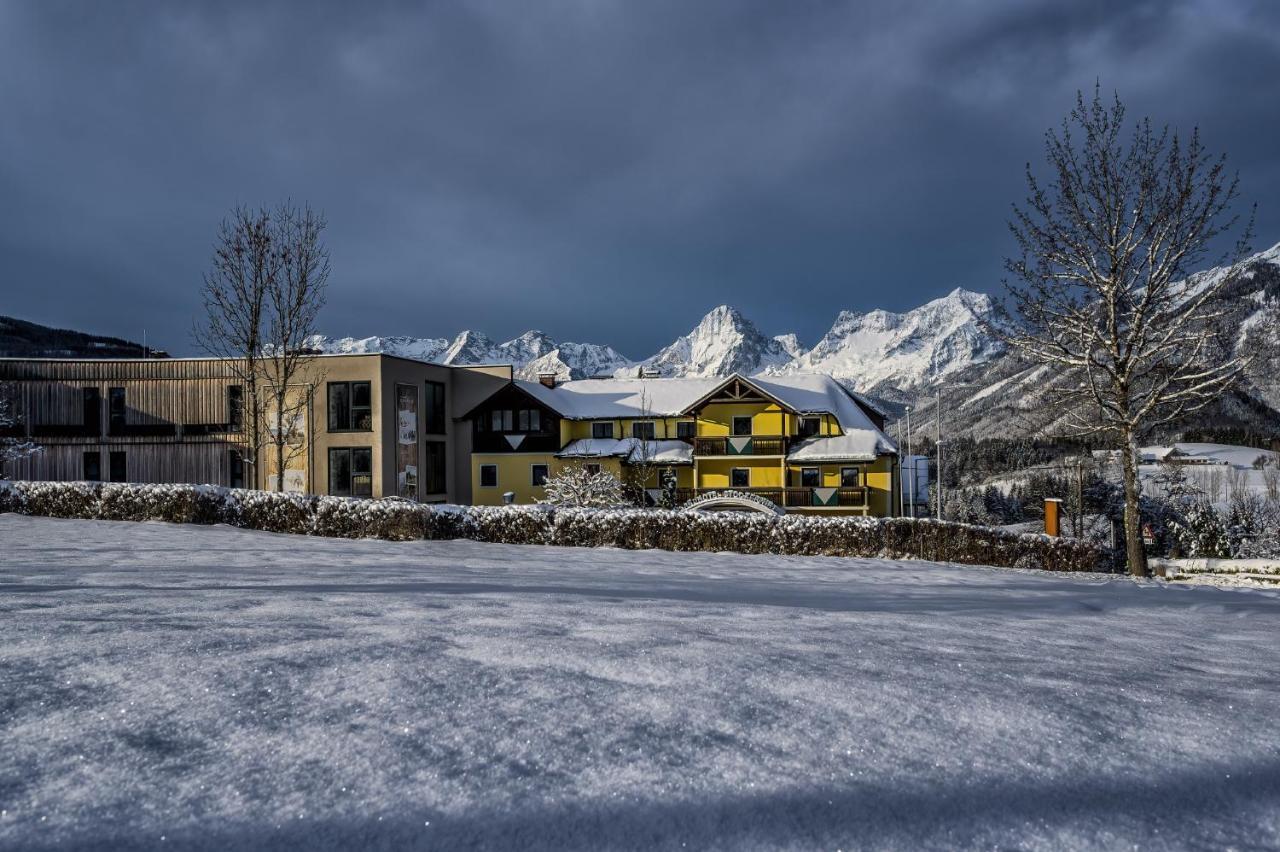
[1044,498,1061,537]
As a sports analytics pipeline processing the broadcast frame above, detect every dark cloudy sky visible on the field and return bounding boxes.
[1,1,1278,357]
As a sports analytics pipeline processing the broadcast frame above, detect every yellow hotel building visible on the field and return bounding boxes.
[463,372,901,516]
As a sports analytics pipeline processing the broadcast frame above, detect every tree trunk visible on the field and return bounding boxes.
[274,394,286,493]
[1120,428,1148,577]
[247,376,260,491]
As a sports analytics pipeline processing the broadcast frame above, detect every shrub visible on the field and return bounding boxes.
[0,481,1110,573]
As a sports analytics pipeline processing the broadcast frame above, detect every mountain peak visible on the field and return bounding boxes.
[622,305,794,378]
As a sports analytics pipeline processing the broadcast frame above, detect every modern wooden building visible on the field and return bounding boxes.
[461,372,901,516]
[0,354,510,504]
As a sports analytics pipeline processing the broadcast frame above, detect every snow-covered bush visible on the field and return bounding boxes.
[1168,496,1231,558]
[538,465,627,508]
[96,483,227,525]
[312,496,429,541]
[1,481,1109,572]
[1225,493,1280,559]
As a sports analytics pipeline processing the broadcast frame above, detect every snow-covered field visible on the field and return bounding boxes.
[2,515,1279,850]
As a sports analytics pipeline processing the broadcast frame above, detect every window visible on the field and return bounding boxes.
[841,467,860,487]
[424,381,446,433]
[801,467,820,487]
[491,409,514,432]
[109,451,126,483]
[799,416,820,438]
[328,447,372,497]
[584,463,601,476]
[108,387,126,433]
[82,387,101,435]
[592,422,614,439]
[631,421,655,440]
[83,451,101,482]
[531,464,549,486]
[732,416,753,436]
[229,450,244,489]
[676,421,696,440]
[518,409,541,432]
[730,468,750,488]
[227,385,244,431]
[327,381,372,431]
[424,441,447,494]
[480,464,498,488]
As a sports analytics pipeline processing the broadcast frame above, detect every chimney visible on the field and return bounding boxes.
[538,372,558,389]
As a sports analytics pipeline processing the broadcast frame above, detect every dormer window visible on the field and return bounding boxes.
[799,416,820,438]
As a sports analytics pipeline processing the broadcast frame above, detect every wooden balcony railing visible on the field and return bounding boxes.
[692,436,788,456]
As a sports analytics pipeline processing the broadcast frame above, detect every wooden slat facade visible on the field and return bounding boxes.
[1,358,247,487]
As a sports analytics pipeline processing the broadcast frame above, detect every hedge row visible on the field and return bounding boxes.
[0,481,1110,572]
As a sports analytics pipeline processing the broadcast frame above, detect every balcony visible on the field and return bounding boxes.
[692,436,788,456]
[673,486,867,509]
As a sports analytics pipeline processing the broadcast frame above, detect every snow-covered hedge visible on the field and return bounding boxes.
[0,481,1108,571]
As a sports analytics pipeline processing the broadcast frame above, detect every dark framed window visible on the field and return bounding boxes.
[584,463,601,476]
[82,387,101,436]
[676,421,696,440]
[531,464,549,486]
[109,451,126,483]
[490,410,515,432]
[732,416,752,436]
[518,409,541,432]
[327,381,372,432]
[328,447,372,497]
[83,451,101,482]
[632,421,655,440]
[798,417,820,438]
[227,385,244,431]
[592,422,614,439]
[841,467,861,487]
[480,464,498,488]
[424,381,446,434]
[730,468,750,488]
[424,441,447,494]
[229,449,245,489]
[108,387,126,434]
[801,467,820,487]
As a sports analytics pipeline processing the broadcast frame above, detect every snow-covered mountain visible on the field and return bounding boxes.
[773,288,1004,392]
[308,330,630,381]
[620,305,798,378]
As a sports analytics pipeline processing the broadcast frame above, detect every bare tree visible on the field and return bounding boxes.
[193,207,279,489]
[261,203,329,492]
[623,389,659,506]
[1001,87,1253,576]
[0,386,40,479]
[539,461,626,508]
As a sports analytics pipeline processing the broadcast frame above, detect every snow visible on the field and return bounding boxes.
[3,514,1279,849]
[771,288,1006,391]
[518,376,724,418]
[556,437,694,465]
[521,374,896,461]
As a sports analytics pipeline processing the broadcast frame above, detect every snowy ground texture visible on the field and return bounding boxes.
[2,515,1279,851]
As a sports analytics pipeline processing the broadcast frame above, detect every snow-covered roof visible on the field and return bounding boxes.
[787,432,888,463]
[517,377,724,418]
[520,373,897,460]
[556,438,693,465]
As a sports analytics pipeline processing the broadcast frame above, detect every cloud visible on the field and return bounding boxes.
[0,0,1276,355]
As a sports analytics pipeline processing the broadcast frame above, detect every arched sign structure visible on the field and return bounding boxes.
[683,490,786,516]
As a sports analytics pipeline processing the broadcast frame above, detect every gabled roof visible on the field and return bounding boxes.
[516,376,723,419]
[512,373,898,460]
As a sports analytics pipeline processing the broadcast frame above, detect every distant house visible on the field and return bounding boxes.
[460,372,901,516]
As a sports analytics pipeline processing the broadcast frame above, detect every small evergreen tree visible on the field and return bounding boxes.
[538,464,627,508]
